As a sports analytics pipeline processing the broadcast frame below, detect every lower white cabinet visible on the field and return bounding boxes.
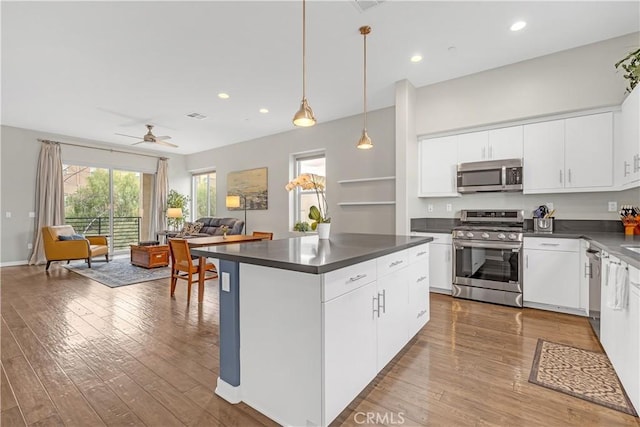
[523,238,582,312]
[411,232,452,293]
[407,256,430,338]
[601,258,639,414]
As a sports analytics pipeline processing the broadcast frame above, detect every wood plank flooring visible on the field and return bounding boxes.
[1,264,639,426]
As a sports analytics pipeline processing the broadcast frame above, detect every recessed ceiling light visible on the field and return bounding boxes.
[259,108,269,114]
[186,112,207,120]
[410,54,423,63]
[218,92,230,99]
[510,21,527,32]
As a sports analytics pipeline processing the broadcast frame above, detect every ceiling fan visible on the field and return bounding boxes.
[116,124,178,148]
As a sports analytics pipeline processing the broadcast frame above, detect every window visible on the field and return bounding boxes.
[293,154,326,227]
[192,171,216,219]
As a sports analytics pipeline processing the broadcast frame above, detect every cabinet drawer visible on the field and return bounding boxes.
[323,259,377,302]
[409,243,429,264]
[377,250,409,277]
[524,237,579,252]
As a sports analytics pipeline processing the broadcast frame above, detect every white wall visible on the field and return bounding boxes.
[186,107,396,238]
[402,32,640,223]
[0,125,190,264]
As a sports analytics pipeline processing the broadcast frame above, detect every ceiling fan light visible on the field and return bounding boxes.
[293,98,316,127]
[357,129,373,149]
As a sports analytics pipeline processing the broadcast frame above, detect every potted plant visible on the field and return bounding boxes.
[285,174,331,239]
[167,189,190,230]
[293,221,311,232]
[615,48,640,93]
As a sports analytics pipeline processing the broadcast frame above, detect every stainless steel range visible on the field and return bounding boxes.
[452,209,524,307]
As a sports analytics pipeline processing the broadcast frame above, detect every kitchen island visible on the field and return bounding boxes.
[192,233,432,427]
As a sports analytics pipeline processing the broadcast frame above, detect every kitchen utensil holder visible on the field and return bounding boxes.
[534,218,554,233]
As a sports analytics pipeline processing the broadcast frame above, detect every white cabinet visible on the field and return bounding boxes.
[457,127,523,163]
[600,258,640,414]
[523,238,582,312]
[616,88,640,188]
[524,113,614,194]
[565,113,613,189]
[412,232,452,293]
[418,136,459,197]
[324,280,377,423]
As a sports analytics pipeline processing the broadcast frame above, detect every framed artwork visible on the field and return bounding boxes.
[227,167,268,210]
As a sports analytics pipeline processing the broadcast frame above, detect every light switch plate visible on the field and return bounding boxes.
[222,272,230,292]
[446,204,452,212]
[608,201,617,212]
[5,212,11,218]
[427,204,434,212]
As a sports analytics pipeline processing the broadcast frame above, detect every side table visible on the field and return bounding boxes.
[130,244,170,269]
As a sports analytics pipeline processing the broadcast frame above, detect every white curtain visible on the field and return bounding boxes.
[153,158,169,240]
[28,142,64,265]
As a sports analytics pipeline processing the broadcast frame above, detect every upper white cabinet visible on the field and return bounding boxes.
[418,135,459,197]
[523,113,613,193]
[457,126,523,163]
[616,88,640,189]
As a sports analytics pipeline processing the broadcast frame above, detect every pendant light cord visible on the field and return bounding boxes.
[363,29,367,129]
[302,0,307,99]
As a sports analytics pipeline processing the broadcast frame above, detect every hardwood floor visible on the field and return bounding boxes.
[1,264,638,426]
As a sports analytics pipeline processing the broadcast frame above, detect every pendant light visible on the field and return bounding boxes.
[293,0,316,127]
[357,26,373,149]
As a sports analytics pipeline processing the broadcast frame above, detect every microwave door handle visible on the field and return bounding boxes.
[501,166,507,189]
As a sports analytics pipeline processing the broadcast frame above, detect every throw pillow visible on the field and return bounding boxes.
[59,234,86,241]
[177,221,204,237]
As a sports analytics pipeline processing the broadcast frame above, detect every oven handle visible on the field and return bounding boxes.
[453,241,522,251]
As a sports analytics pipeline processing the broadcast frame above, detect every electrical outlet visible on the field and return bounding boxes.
[27,243,33,250]
[446,203,452,212]
[28,211,35,218]
[427,204,434,213]
[608,201,618,212]
[5,212,11,218]
[545,202,554,211]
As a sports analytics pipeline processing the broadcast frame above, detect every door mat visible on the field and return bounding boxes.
[64,258,170,288]
[529,339,637,416]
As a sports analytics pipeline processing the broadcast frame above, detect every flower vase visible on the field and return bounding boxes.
[317,223,331,240]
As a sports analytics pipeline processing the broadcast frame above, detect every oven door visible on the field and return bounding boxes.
[453,240,522,292]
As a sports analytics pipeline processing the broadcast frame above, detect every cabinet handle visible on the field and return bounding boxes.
[488,145,493,159]
[525,255,528,269]
[417,251,427,256]
[568,169,572,183]
[348,274,367,283]
[624,161,630,177]
[635,154,639,173]
[417,276,427,283]
[389,260,404,268]
[482,147,486,159]
[559,170,563,184]
[585,263,592,279]
[372,295,379,318]
[378,289,386,314]
[539,243,560,247]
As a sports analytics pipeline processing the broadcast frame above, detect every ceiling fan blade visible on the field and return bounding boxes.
[131,140,146,145]
[156,139,178,148]
[155,135,172,140]
[115,133,142,139]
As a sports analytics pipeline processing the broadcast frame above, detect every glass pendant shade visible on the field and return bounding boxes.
[357,129,373,149]
[293,98,316,127]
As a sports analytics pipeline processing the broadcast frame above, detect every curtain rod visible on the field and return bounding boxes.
[37,138,168,160]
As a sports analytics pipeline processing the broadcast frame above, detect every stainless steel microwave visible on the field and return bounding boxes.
[456,158,523,193]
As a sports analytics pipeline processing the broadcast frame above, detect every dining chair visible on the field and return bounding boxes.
[252,231,274,240]
[168,239,218,304]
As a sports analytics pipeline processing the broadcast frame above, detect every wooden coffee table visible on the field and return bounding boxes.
[130,244,170,269]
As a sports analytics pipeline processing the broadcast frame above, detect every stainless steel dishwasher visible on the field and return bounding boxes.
[586,248,602,339]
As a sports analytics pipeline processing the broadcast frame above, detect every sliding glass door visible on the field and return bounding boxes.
[63,165,154,253]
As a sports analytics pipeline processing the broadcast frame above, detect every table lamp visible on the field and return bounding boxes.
[226,195,247,235]
[167,207,183,231]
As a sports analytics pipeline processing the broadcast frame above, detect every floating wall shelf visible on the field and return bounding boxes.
[337,176,395,184]
[337,201,396,206]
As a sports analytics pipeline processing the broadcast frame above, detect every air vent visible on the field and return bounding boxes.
[186,112,207,120]
[351,0,386,13]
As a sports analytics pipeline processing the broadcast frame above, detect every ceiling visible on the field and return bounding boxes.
[2,1,639,155]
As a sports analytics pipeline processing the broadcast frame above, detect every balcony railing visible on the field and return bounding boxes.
[65,216,141,250]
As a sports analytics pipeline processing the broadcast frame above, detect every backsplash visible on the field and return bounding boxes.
[412,188,639,220]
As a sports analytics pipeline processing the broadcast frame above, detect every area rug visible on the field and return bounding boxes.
[64,258,171,288]
[529,339,637,416]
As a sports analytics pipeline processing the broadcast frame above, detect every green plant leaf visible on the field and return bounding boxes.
[308,205,322,221]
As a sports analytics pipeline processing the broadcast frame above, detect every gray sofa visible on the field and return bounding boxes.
[195,217,245,236]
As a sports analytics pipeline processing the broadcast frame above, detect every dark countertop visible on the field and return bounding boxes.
[191,233,432,274]
[410,217,639,269]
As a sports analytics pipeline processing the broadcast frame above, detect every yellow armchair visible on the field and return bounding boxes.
[42,225,109,271]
